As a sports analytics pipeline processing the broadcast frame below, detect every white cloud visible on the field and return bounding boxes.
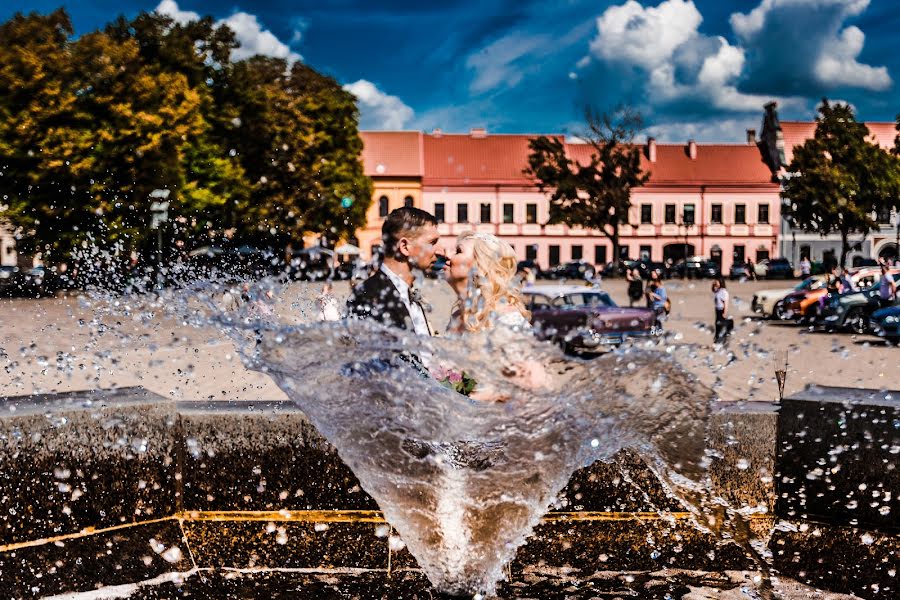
[155,0,200,26]
[466,33,547,94]
[730,0,890,91]
[220,12,302,64]
[590,0,702,70]
[343,80,414,130]
[645,118,757,143]
[587,0,798,112]
[157,2,302,64]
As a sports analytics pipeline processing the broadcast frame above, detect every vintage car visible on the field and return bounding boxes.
[776,267,882,323]
[752,276,824,318]
[870,305,900,343]
[817,267,900,333]
[522,284,656,352]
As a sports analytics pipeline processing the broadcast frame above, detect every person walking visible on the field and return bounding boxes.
[799,256,811,278]
[877,262,896,309]
[646,279,669,330]
[626,267,643,307]
[712,277,732,343]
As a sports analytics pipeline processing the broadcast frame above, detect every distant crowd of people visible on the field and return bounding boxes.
[625,268,669,330]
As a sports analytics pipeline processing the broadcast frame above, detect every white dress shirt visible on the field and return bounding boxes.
[380,264,431,336]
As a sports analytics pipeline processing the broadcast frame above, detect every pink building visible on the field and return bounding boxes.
[358,129,781,271]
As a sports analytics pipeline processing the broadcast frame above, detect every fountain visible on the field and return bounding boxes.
[0,279,897,598]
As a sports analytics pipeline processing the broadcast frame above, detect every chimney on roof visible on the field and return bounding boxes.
[647,137,657,162]
[470,127,487,138]
[432,128,442,137]
[687,139,697,160]
[746,129,757,144]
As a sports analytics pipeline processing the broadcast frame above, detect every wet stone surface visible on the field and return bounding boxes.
[0,388,178,545]
[776,385,900,532]
[178,401,377,512]
[0,519,190,599]
[182,520,388,571]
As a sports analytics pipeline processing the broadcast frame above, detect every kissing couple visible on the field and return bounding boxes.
[345,206,546,399]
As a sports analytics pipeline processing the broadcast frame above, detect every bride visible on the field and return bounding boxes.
[442,231,548,398]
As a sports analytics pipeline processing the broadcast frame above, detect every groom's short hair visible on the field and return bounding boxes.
[382,207,437,259]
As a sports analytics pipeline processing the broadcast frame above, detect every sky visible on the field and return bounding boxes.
[3,0,899,142]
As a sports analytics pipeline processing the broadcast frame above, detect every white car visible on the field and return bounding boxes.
[751,276,824,318]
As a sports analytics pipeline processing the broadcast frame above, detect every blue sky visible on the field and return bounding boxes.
[3,0,899,141]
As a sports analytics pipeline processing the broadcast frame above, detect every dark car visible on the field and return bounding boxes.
[764,258,794,279]
[817,281,892,333]
[20,266,57,297]
[538,261,596,281]
[288,247,335,281]
[870,305,900,343]
[671,257,720,279]
[626,260,667,279]
[516,259,541,275]
[729,262,752,280]
[0,265,22,296]
[523,284,655,352]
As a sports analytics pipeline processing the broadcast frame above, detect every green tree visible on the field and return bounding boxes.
[782,100,900,268]
[525,106,649,268]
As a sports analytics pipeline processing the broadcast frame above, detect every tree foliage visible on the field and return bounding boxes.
[525,106,649,266]
[0,9,371,265]
[782,100,900,267]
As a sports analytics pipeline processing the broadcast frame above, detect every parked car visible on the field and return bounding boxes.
[0,265,22,296]
[752,277,825,318]
[776,267,882,323]
[523,284,655,352]
[671,257,720,279]
[626,260,667,279]
[870,305,900,343]
[764,257,794,279]
[516,259,541,275]
[538,261,596,281]
[19,266,57,297]
[289,247,335,281]
[817,281,894,333]
[729,262,752,280]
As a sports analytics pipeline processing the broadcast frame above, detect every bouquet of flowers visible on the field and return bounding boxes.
[431,366,478,397]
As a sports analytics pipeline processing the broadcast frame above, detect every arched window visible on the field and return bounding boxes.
[378,196,389,217]
[403,195,414,208]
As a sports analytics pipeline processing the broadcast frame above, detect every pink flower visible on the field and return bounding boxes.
[447,370,463,384]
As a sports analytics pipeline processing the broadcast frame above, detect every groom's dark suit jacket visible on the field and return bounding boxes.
[346,268,415,331]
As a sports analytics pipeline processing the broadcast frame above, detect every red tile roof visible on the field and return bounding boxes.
[422,133,561,184]
[780,121,897,164]
[567,142,775,185]
[360,131,780,186]
[359,131,423,177]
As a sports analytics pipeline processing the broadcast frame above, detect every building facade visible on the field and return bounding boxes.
[760,102,899,266]
[359,129,781,271]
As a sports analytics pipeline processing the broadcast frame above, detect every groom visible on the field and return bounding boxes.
[346,206,444,335]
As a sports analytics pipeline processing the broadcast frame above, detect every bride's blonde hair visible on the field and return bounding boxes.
[455,231,529,332]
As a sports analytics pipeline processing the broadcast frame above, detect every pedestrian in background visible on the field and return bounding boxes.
[647,279,669,330]
[878,262,896,308]
[800,256,811,278]
[626,267,643,307]
[712,277,732,343]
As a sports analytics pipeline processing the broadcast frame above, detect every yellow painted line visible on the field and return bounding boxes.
[0,510,772,553]
[0,516,176,553]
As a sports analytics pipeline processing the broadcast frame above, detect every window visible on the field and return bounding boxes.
[735,204,746,224]
[640,245,652,260]
[526,203,538,224]
[618,245,629,259]
[594,245,607,265]
[457,203,468,223]
[378,195,389,218]
[758,204,769,224]
[640,204,652,224]
[877,207,893,224]
[733,245,745,264]
[503,203,514,224]
[756,249,770,263]
[665,204,676,224]
[403,195,414,208]
[683,204,695,225]
[571,245,583,261]
[480,203,491,223]
[549,245,560,266]
[434,203,445,223]
[711,204,723,224]
[526,244,538,261]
